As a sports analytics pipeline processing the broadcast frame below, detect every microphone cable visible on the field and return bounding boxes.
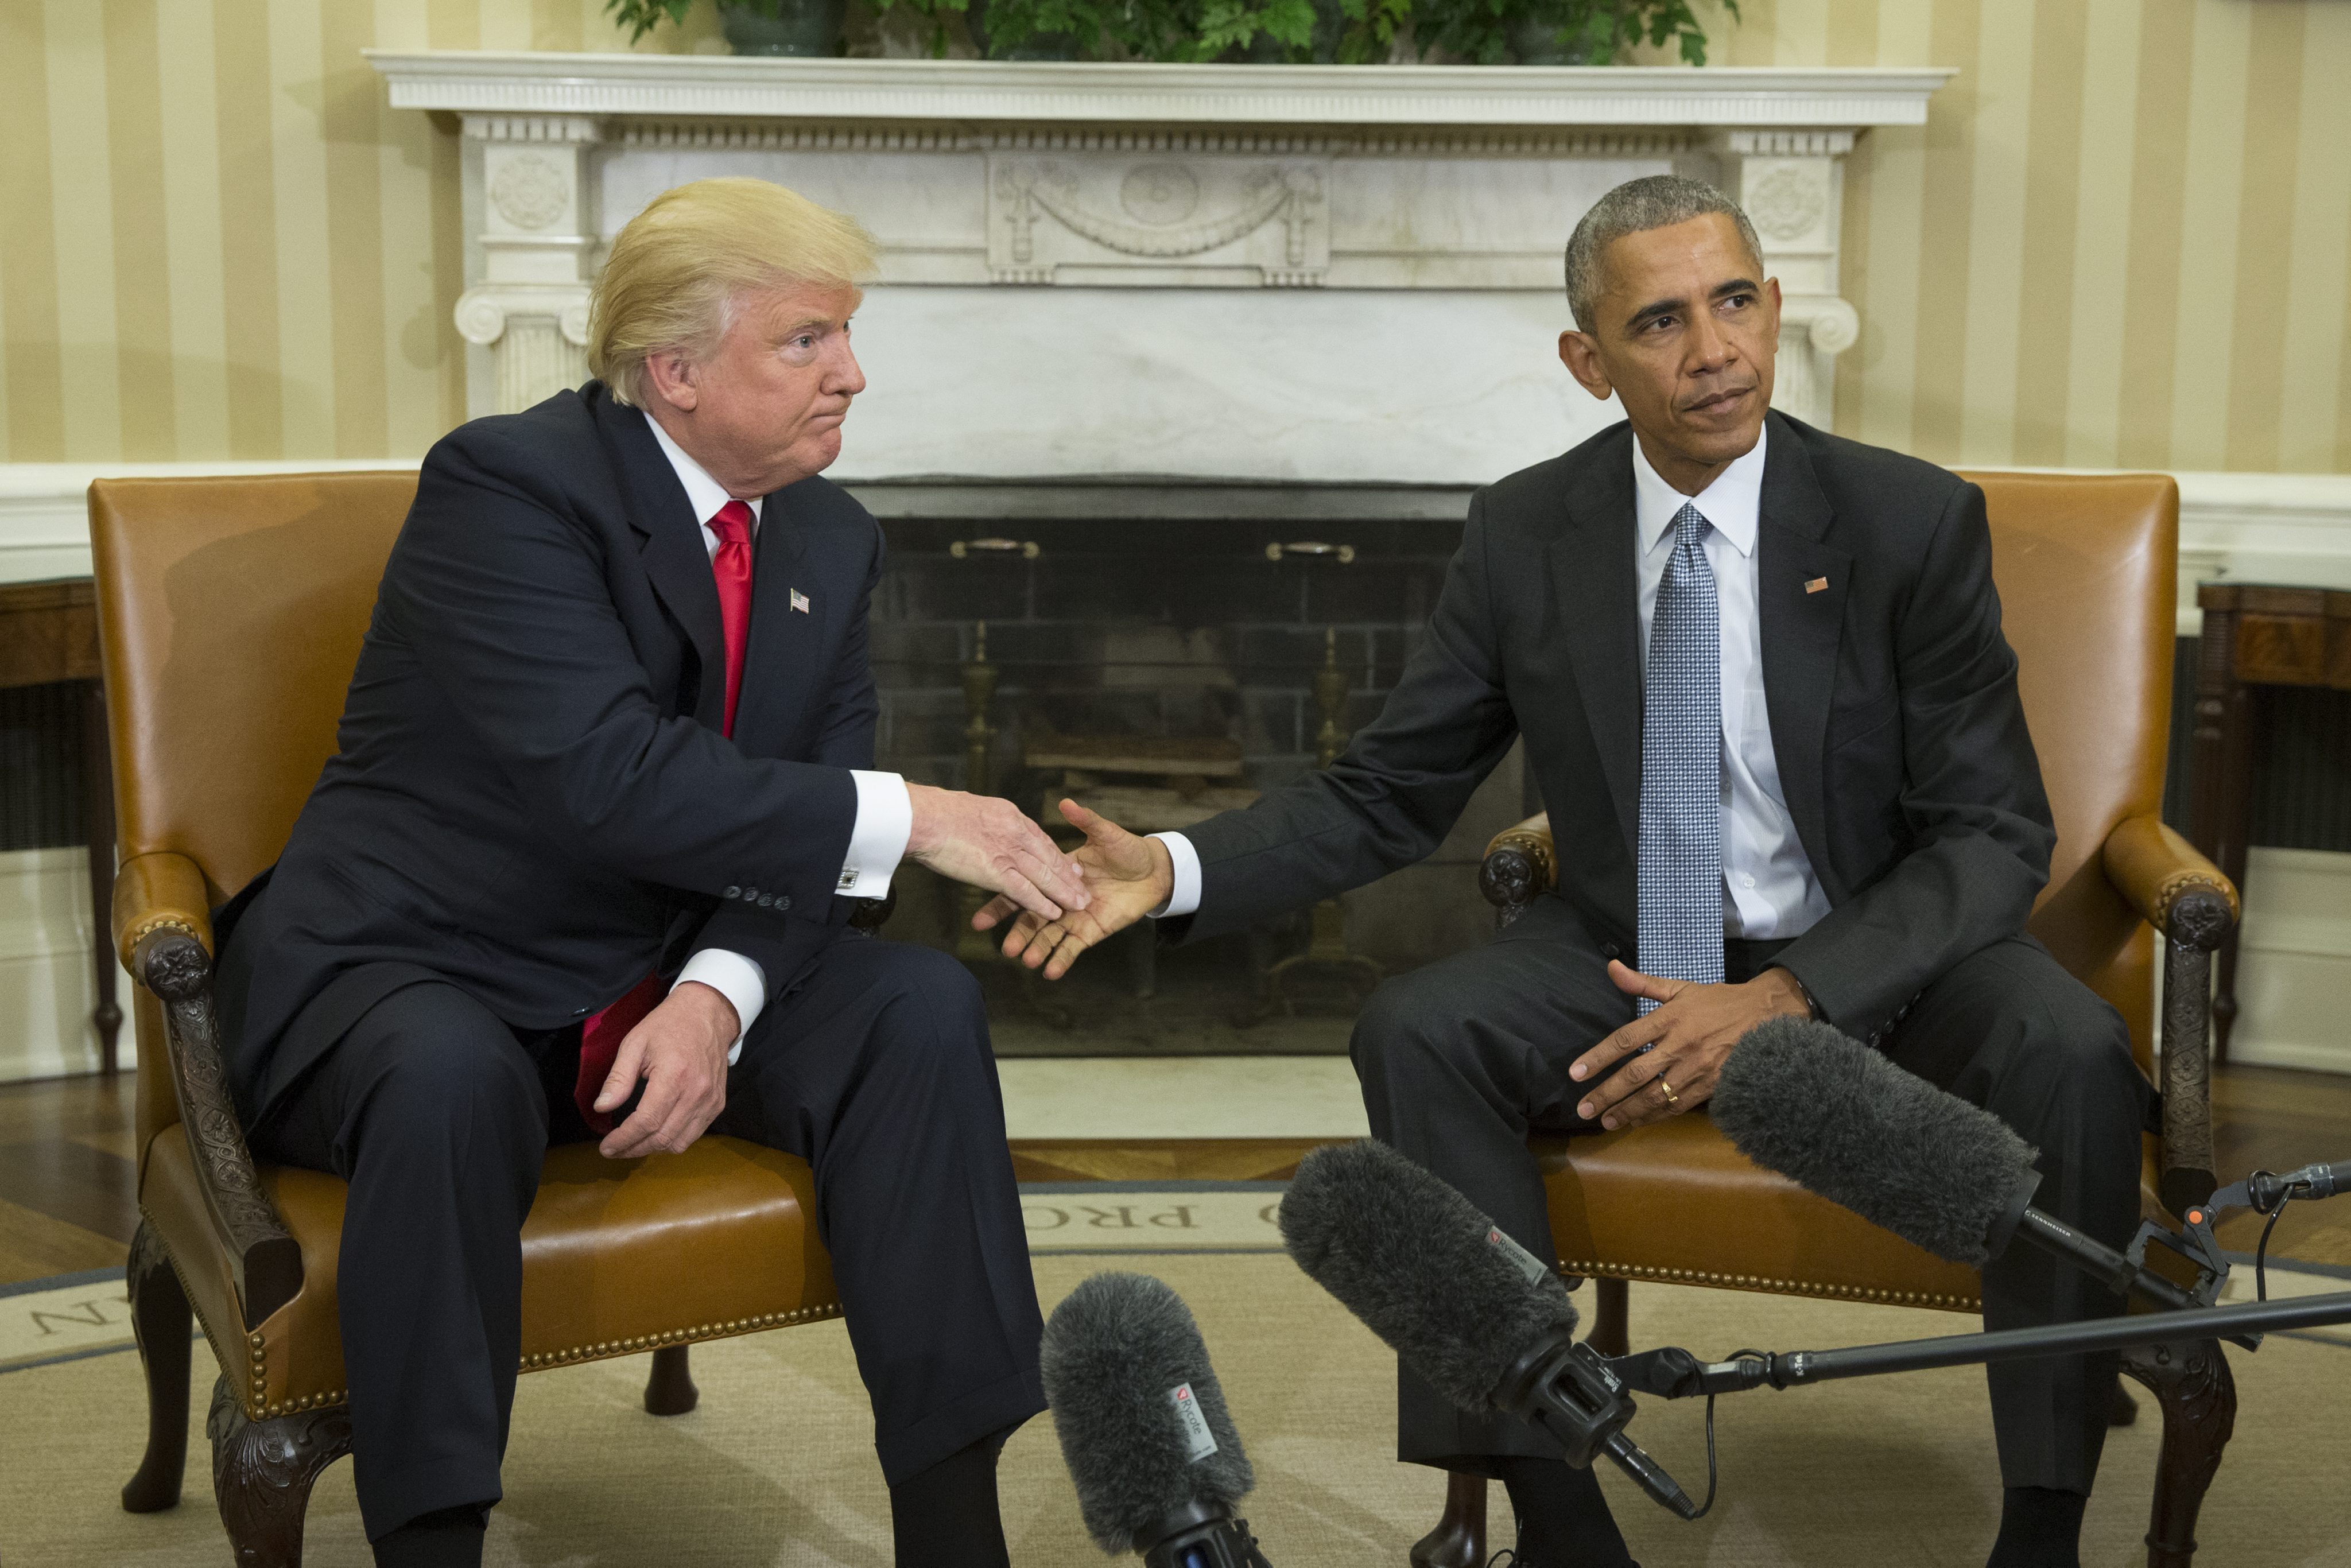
[1677,1349,1771,1523]
[2252,1169,2306,1302]
[2255,1198,2288,1302]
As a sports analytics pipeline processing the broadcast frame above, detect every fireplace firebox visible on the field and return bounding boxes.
[843,479,1530,1055]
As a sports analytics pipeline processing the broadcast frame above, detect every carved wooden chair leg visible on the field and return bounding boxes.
[208,1375,353,1568]
[644,1344,699,1415]
[1410,1472,1488,1568]
[122,1220,192,1512]
[2120,1337,2237,1568]
[1589,1277,1630,1357]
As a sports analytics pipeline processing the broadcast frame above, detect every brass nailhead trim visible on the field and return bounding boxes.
[2151,871,2238,930]
[141,1203,843,1412]
[1561,1259,1980,1314]
[515,1304,844,1373]
[122,914,204,967]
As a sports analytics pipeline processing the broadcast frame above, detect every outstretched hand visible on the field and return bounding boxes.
[1563,961,1812,1132]
[904,782,1091,924]
[972,799,1172,980]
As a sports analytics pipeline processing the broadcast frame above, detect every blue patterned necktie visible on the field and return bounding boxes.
[1635,503,1725,1014]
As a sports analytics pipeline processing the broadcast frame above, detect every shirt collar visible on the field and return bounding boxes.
[643,410,763,526]
[1632,425,1766,560]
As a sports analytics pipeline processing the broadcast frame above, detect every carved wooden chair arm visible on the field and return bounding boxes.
[1479,813,1557,928]
[2100,814,2239,1217]
[115,852,302,1329]
[112,849,216,965]
[2102,814,2239,935]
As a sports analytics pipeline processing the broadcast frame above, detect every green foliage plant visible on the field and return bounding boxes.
[606,0,699,40]
[607,0,1724,61]
[1423,0,1732,66]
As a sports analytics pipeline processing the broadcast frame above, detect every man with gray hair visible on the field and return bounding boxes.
[985,174,2146,1568]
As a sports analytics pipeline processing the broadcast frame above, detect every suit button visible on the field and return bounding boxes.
[573,1006,589,1016]
[1602,943,1622,960]
[742,887,759,902]
[775,895,791,912]
[757,893,774,907]
[724,886,741,899]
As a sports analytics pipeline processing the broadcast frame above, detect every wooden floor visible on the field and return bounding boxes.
[3,1064,2346,1289]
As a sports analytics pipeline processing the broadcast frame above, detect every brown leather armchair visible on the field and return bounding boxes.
[92,473,850,1567]
[1419,473,2240,1568]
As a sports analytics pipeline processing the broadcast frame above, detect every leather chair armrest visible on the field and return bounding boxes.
[113,849,215,971]
[2100,814,2237,1218]
[2101,814,2240,936]
[117,856,301,1329]
[1480,813,1557,927]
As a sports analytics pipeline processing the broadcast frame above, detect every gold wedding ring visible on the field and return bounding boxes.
[1656,1076,1679,1106]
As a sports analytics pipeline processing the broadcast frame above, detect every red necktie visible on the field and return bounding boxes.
[575,498,757,1135]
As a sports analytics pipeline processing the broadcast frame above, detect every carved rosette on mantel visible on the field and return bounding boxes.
[370,55,1949,451]
[1717,129,1860,429]
[453,114,600,418]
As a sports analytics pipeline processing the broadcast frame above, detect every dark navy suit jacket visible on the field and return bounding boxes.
[218,381,883,1127]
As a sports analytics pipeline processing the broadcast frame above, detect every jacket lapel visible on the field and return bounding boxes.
[1551,428,1644,859]
[594,393,729,731]
[1755,415,1852,896]
[730,480,820,756]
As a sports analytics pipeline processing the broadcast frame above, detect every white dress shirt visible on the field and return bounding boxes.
[645,413,914,1058]
[1150,432,1829,944]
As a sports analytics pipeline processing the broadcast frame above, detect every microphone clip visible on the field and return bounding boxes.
[1139,1501,1272,1568]
[2124,1209,2234,1315]
[1491,1329,1637,1469]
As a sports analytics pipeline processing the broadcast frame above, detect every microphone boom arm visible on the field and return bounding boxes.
[1611,1289,2351,1399]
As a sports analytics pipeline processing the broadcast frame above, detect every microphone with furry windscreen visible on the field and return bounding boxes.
[1279,1140,1703,1518]
[1710,1016,2206,1311]
[1039,1272,1273,1568]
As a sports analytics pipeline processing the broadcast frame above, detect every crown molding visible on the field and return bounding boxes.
[365,51,1953,132]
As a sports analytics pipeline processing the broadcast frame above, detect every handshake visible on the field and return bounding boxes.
[906,786,1169,981]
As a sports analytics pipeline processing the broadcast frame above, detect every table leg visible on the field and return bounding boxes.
[82,678,121,1074]
[2188,617,2252,1067]
[2208,681,2256,1066]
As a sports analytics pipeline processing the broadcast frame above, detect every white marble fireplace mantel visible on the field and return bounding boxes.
[367,52,1952,484]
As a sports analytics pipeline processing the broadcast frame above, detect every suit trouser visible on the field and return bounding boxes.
[249,930,1047,1542]
[1353,892,2154,1495]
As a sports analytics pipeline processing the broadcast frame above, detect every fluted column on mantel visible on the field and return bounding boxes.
[1708,129,1859,431]
[456,114,600,417]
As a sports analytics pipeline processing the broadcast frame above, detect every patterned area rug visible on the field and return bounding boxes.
[3,1187,2349,1566]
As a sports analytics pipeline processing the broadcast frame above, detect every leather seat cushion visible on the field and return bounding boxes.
[1538,1116,2167,1315]
[141,1131,838,1419]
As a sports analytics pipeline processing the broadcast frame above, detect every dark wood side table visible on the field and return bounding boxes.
[0,578,121,1073]
[2189,582,2351,1064]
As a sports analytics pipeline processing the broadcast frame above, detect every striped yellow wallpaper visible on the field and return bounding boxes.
[3,0,2348,471]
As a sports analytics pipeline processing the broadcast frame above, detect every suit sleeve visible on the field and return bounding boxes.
[1171,489,1522,941]
[380,424,859,918]
[1772,480,2056,1036]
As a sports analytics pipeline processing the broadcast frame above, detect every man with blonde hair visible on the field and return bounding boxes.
[214,178,1073,1567]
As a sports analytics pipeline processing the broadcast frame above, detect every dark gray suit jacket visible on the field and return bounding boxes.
[1174,412,2055,1042]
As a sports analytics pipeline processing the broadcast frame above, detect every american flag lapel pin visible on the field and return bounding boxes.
[790,589,811,614]
[1805,576,1829,594]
